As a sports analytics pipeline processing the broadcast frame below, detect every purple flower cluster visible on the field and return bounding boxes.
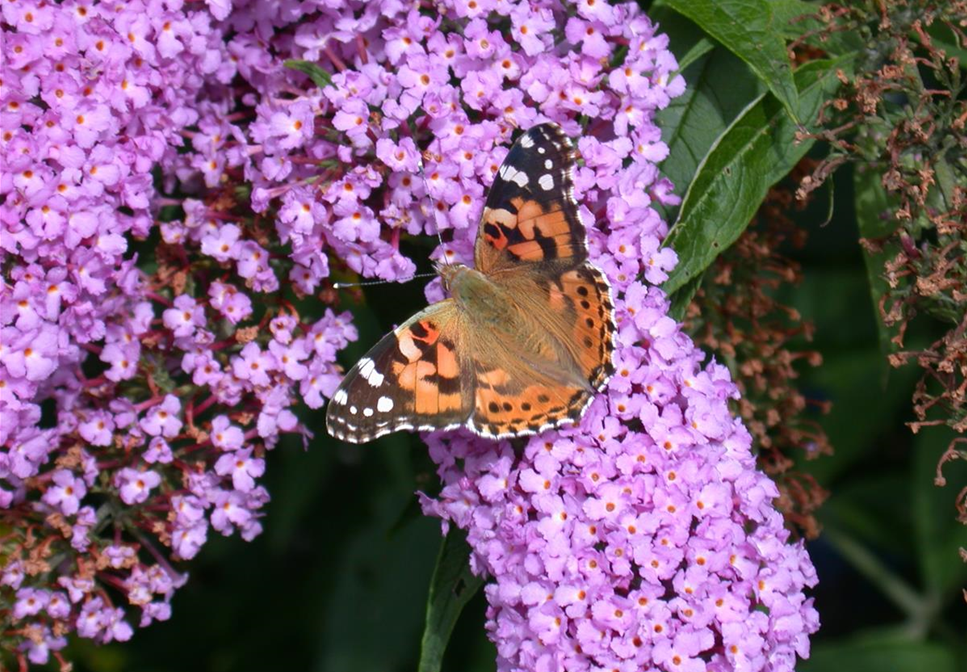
[359,2,825,671]
[1,0,358,664]
[1,0,820,668]
[422,286,820,669]
[202,0,683,296]
[1,0,232,498]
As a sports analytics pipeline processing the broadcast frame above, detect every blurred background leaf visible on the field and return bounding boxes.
[418,531,485,672]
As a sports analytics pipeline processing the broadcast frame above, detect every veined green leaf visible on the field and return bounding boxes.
[912,428,967,599]
[667,272,704,323]
[662,57,848,295]
[661,0,801,122]
[656,44,766,218]
[800,634,959,672]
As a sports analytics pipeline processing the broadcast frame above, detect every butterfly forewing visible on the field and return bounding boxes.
[475,123,587,274]
[326,301,473,443]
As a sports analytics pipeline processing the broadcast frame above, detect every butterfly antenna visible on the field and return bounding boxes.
[417,150,450,268]
[333,272,437,289]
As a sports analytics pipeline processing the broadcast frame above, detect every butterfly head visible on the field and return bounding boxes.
[436,260,468,294]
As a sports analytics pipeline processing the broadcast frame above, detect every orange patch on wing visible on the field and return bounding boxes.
[512,198,544,232]
[559,267,615,389]
[548,284,566,312]
[507,240,545,260]
[478,367,510,387]
[474,386,496,414]
[440,392,463,412]
[394,361,418,391]
[532,210,570,237]
[437,343,460,379]
[506,240,578,262]
[472,379,591,436]
[418,320,440,342]
[414,360,439,414]
[398,332,422,362]
[482,209,512,250]
[483,207,516,227]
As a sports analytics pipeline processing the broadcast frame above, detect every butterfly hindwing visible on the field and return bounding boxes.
[552,263,616,391]
[475,123,587,274]
[326,301,473,443]
[469,362,594,439]
[463,260,615,440]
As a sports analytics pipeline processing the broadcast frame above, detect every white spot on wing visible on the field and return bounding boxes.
[538,147,546,154]
[333,389,348,405]
[377,396,394,412]
[498,164,529,188]
[544,159,553,169]
[519,133,535,148]
[350,405,357,415]
[363,407,374,417]
[539,173,555,191]
[358,357,384,387]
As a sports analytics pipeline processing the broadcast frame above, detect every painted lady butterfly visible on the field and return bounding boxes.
[326,123,616,443]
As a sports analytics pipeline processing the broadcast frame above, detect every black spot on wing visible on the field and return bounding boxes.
[534,228,558,260]
[483,223,502,240]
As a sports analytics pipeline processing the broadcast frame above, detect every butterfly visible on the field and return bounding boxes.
[326,123,616,444]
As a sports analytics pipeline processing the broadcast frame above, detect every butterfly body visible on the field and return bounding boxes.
[443,262,591,386]
[442,263,521,337]
[327,123,616,444]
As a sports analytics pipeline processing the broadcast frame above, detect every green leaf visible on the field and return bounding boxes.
[674,36,715,73]
[925,21,967,71]
[661,0,801,122]
[418,531,485,672]
[790,266,920,484]
[656,42,766,217]
[666,271,704,322]
[769,0,817,38]
[769,0,861,56]
[770,0,864,56]
[823,525,923,620]
[266,433,335,550]
[854,166,901,359]
[822,474,915,564]
[661,58,846,295]
[796,347,921,485]
[646,6,716,75]
[284,59,334,89]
